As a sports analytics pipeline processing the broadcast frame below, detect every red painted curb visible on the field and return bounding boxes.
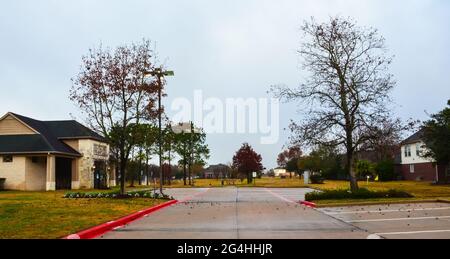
[64,199,178,240]
[300,201,317,208]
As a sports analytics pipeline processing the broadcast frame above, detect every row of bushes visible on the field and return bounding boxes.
[64,190,173,200]
[305,188,414,201]
[310,159,399,182]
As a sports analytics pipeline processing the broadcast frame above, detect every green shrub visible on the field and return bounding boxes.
[310,174,325,184]
[305,188,413,201]
[356,160,376,179]
[376,159,397,181]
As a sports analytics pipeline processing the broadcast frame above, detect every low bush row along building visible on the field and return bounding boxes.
[0,112,116,191]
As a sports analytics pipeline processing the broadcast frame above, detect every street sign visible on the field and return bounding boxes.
[253,172,257,178]
[164,71,175,76]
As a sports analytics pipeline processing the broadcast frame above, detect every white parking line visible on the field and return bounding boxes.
[369,229,450,238]
[326,207,450,215]
[347,215,450,223]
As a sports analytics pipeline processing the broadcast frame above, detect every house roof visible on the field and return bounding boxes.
[402,129,425,145]
[11,113,105,141]
[0,112,106,157]
[0,134,80,156]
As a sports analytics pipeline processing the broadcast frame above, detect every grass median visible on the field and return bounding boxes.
[0,190,168,239]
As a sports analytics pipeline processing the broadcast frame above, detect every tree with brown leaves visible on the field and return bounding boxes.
[70,40,162,195]
[233,143,264,184]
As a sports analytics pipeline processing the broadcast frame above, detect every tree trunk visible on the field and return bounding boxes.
[247,173,253,184]
[138,153,142,186]
[168,149,172,186]
[183,162,187,186]
[145,156,149,186]
[347,152,359,192]
[161,164,165,186]
[188,162,192,186]
[130,171,135,187]
[119,158,127,195]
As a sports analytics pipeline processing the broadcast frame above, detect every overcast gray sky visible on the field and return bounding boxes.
[1,0,449,169]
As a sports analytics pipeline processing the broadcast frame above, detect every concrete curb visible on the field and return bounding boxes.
[64,199,178,240]
[300,201,317,208]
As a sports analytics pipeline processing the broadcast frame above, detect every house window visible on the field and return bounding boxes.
[404,145,412,157]
[2,156,13,163]
[416,143,421,156]
[410,164,415,174]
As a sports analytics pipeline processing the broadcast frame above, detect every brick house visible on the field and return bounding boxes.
[400,129,448,182]
[0,112,116,191]
[203,164,231,179]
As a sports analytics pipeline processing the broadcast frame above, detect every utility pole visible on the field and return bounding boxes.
[144,68,174,195]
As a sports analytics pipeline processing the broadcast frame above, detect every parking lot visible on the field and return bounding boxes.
[319,202,450,239]
[98,187,450,239]
[100,187,368,239]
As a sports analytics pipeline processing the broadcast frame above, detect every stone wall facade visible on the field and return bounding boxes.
[75,139,112,189]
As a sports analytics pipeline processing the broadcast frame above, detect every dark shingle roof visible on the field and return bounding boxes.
[11,113,105,141]
[43,120,105,141]
[402,129,425,145]
[0,135,80,156]
[0,113,106,156]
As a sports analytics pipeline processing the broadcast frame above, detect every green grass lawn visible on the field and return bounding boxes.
[0,190,167,239]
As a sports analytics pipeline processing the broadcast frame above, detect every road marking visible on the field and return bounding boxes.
[326,207,450,215]
[264,188,296,203]
[367,234,383,239]
[347,215,450,223]
[370,229,450,237]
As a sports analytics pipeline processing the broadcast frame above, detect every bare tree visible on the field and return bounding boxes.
[272,17,395,191]
[70,40,161,195]
[360,118,417,162]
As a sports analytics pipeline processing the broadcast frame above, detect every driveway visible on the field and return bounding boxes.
[99,187,367,239]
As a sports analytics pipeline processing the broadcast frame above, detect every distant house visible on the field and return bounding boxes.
[0,112,115,191]
[400,129,447,182]
[203,164,230,179]
[273,168,292,178]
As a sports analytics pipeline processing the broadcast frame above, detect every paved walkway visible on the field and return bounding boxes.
[99,187,367,239]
